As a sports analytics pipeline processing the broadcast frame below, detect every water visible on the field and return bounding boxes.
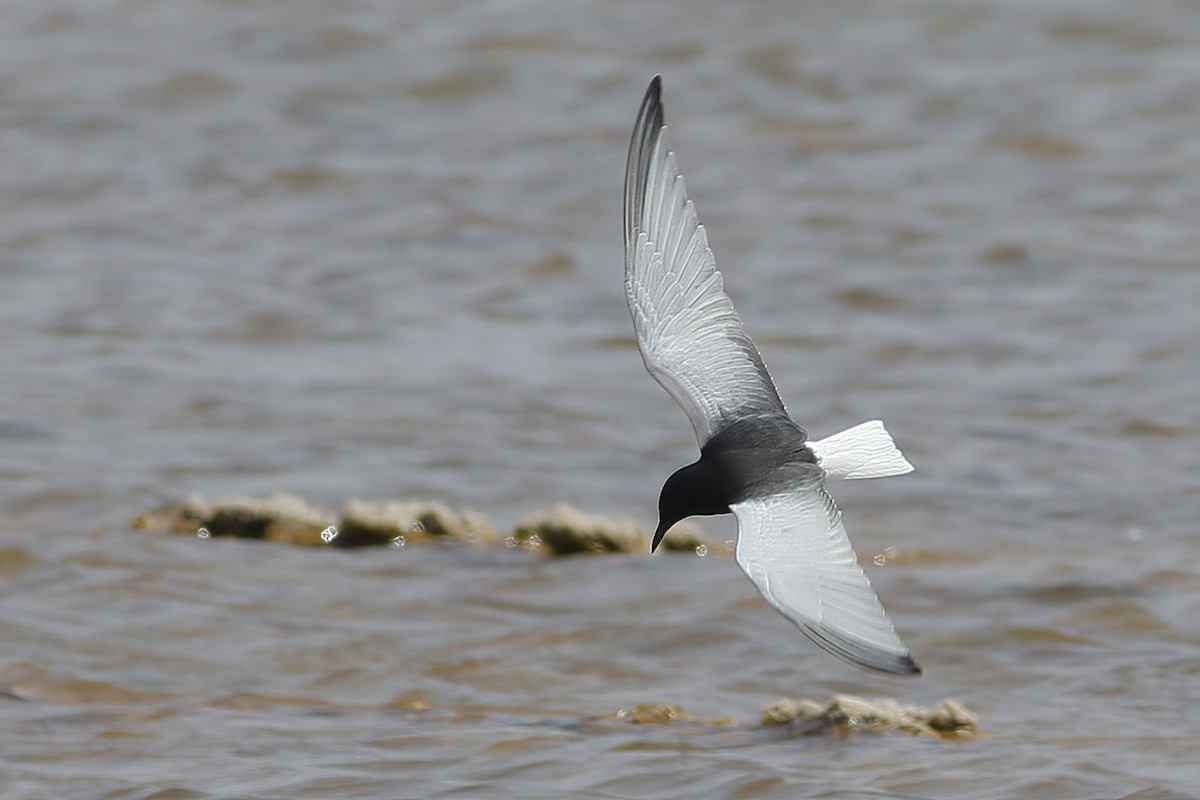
[3,0,1200,796]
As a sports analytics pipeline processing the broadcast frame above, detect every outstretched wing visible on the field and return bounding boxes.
[731,486,919,675]
[624,76,787,446]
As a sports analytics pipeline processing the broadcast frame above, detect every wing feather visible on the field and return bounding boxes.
[624,77,786,445]
[731,487,919,675]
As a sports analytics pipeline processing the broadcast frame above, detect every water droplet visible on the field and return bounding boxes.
[874,546,899,566]
[695,544,708,557]
[392,535,406,548]
[504,536,517,548]
[197,527,210,539]
[411,520,425,532]
[524,533,542,551]
[320,526,338,543]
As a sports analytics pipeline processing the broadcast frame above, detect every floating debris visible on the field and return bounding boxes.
[761,694,979,740]
[510,505,721,557]
[512,504,649,555]
[599,695,978,739]
[132,496,727,557]
[337,498,495,548]
[131,493,335,546]
[615,703,688,724]
[384,690,436,712]
[599,703,736,727]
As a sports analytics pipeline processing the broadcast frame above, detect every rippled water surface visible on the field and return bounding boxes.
[3,1,1200,797]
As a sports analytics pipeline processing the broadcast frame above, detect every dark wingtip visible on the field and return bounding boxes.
[798,623,924,677]
[625,76,667,249]
[875,652,921,677]
[862,652,921,677]
[641,75,664,125]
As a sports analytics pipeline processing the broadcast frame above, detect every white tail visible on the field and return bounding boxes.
[808,420,914,480]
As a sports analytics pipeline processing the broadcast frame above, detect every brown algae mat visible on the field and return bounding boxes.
[130,494,722,555]
[760,694,979,740]
[603,695,979,740]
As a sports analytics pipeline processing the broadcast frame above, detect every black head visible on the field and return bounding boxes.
[652,459,733,552]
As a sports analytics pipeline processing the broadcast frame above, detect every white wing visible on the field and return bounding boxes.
[624,76,786,446]
[731,487,919,675]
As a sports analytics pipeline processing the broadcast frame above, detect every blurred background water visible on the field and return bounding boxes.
[2,1,1200,797]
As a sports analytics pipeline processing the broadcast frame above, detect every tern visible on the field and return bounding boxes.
[624,76,920,675]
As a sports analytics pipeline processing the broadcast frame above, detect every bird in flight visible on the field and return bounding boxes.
[624,76,920,675]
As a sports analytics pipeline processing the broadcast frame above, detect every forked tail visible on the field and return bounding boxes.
[808,420,913,480]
